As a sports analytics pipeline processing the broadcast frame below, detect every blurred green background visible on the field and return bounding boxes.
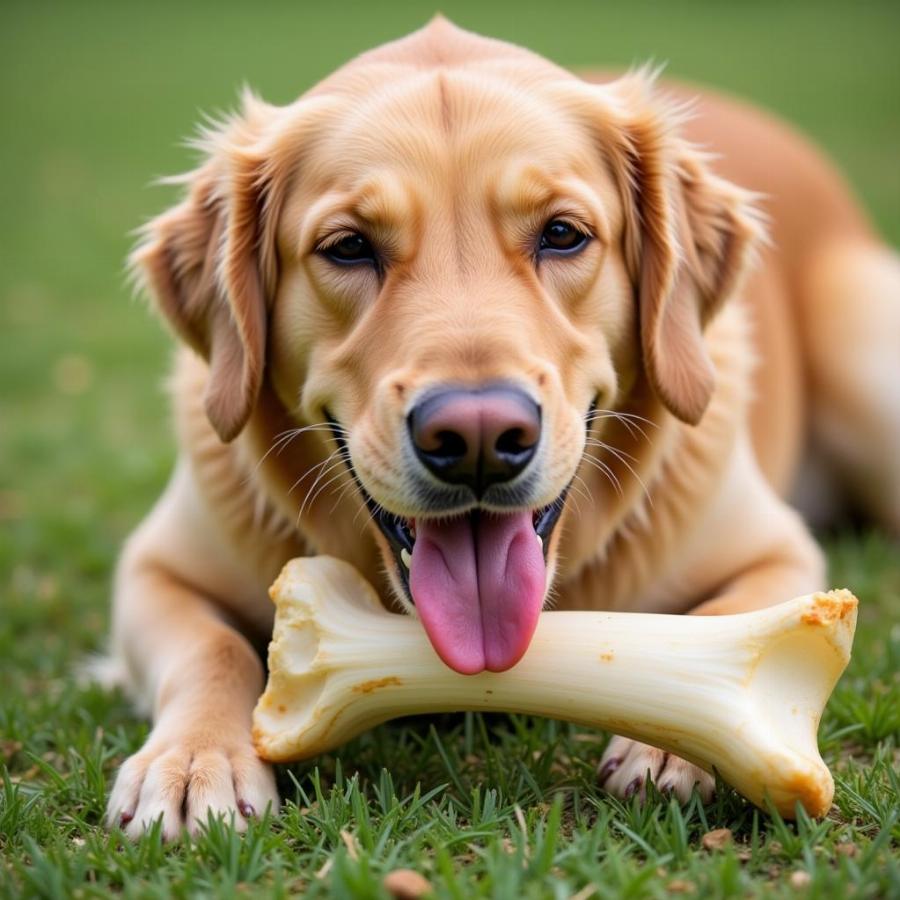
[2,0,898,685]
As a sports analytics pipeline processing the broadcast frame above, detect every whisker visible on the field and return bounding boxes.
[289,456,344,524]
[579,453,624,498]
[296,454,346,519]
[296,468,350,529]
[330,477,362,515]
[565,474,592,517]
[591,439,654,508]
[608,415,642,441]
[249,421,346,483]
[354,495,386,531]
[319,464,372,530]
[586,411,639,441]
[586,409,657,428]
[287,450,341,499]
[353,499,373,530]
[585,409,657,443]
[583,437,639,464]
[305,467,352,515]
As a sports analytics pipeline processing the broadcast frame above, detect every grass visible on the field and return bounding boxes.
[1,0,898,896]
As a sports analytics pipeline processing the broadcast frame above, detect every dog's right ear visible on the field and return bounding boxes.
[130,91,286,442]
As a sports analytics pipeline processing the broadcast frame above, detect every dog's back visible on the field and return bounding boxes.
[688,87,900,531]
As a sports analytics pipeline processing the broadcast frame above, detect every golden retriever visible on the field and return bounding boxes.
[104,18,900,836]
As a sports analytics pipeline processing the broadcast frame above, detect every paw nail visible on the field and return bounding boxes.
[119,811,134,826]
[624,776,643,800]
[238,801,256,818]
[659,781,674,796]
[598,757,622,784]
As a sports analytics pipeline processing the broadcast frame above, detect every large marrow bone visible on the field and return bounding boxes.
[252,556,857,818]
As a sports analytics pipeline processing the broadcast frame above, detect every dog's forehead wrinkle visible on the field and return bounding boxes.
[430,73,467,277]
[437,72,453,135]
[318,70,585,181]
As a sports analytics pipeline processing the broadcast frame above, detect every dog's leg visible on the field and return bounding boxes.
[105,560,279,839]
[599,437,827,805]
[802,240,900,535]
[105,473,280,839]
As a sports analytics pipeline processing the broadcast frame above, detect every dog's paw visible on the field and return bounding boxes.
[597,735,714,804]
[106,728,279,840]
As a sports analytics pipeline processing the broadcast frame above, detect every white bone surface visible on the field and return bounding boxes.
[252,556,857,818]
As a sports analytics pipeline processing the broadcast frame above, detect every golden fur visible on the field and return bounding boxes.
[105,18,900,835]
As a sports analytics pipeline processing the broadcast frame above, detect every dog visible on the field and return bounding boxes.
[104,17,900,837]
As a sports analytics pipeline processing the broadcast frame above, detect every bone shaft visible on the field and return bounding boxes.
[253,558,857,818]
[322,620,816,812]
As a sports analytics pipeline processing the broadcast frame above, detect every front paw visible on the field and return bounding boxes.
[106,726,280,840]
[597,735,714,804]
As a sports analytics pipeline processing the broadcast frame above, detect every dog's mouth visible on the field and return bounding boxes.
[371,496,567,674]
[326,417,569,675]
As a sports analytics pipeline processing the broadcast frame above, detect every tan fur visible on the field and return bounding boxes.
[105,18,899,835]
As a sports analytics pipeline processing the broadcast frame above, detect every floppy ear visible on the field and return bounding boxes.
[131,90,284,442]
[602,74,763,425]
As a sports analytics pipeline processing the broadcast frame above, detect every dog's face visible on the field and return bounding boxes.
[268,70,634,674]
[134,20,758,674]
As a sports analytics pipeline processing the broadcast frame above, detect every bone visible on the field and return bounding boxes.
[252,556,857,818]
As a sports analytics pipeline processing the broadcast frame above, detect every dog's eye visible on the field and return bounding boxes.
[539,219,589,256]
[321,232,377,266]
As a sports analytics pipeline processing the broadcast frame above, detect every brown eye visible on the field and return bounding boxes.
[539,219,589,255]
[322,232,377,266]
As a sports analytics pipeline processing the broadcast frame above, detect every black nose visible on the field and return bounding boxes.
[408,385,541,495]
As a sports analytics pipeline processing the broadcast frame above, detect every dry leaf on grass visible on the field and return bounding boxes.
[701,827,733,851]
[383,869,432,899]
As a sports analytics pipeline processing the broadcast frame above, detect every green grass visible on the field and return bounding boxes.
[1,0,898,896]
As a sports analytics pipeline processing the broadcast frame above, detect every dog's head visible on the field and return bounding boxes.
[133,18,760,674]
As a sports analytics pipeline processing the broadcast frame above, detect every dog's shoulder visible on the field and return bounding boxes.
[168,349,388,595]
[169,349,307,574]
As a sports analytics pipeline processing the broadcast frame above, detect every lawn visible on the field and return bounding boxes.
[1,0,898,896]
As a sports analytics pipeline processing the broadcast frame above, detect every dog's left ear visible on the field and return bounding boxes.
[597,74,763,425]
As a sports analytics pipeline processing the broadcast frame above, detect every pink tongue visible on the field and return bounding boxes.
[409,512,546,674]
